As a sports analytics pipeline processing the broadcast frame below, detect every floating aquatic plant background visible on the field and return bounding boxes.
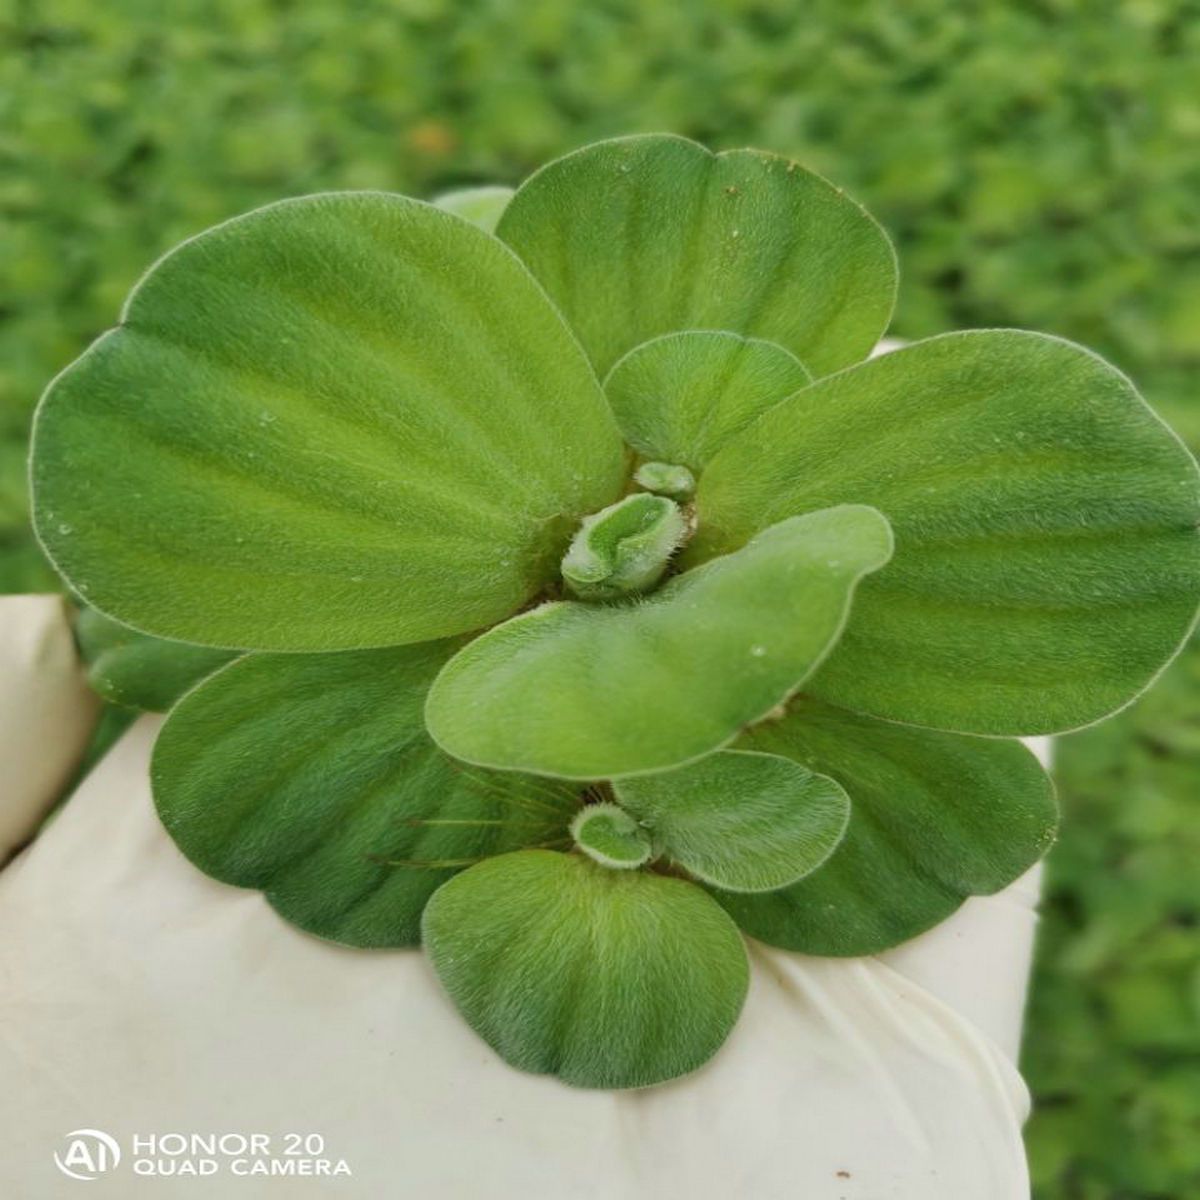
[29,134,1200,1088]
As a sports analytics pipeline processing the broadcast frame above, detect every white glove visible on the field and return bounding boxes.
[0,598,1042,1198]
[0,594,97,863]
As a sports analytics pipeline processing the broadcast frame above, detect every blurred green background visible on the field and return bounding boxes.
[3,1,1198,1194]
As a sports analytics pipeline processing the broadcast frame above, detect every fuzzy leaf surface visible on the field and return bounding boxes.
[32,193,626,651]
[604,331,811,470]
[570,803,652,869]
[613,749,850,893]
[497,134,897,378]
[715,698,1059,955]
[151,641,578,947]
[425,505,893,779]
[422,849,749,1088]
[76,606,237,712]
[693,331,1200,734]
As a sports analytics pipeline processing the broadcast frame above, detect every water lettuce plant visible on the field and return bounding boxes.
[30,135,1200,1089]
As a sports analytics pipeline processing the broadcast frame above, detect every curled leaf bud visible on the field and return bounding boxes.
[569,803,653,870]
[561,493,687,600]
[634,460,696,500]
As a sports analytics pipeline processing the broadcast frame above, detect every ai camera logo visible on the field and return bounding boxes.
[54,1129,121,1181]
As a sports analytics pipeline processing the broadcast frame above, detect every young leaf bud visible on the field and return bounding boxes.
[561,493,687,600]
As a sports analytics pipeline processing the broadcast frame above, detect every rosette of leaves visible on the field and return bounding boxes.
[30,135,1200,1090]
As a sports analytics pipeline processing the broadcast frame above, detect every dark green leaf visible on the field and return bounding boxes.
[151,641,578,947]
[716,697,1058,955]
[75,606,238,712]
[422,849,749,1088]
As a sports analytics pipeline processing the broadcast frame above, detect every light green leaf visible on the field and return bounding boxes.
[426,504,893,779]
[432,185,515,232]
[151,640,578,947]
[570,803,652,869]
[498,134,897,378]
[75,606,238,712]
[633,460,696,499]
[605,331,811,470]
[715,697,1059,955]
[32,192,626,651]
[693,331,1200,735]
[613,749,850,893]
[422,850,749,1088]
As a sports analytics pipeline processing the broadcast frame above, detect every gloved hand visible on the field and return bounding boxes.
[0,596,1043,1199]
[0,594,97,863]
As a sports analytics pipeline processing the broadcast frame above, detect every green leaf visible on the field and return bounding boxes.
[432,185,514,232]
[497,134,897,378]
[151,640,578,947]
[426,504,893,779]
[422,849,749,1088]
[32,192,626,651]
[633,460,695,499]
[613,749,850,893]
[604,331,811,470]
[569,803,652,869]
[75,606,238,712]
[693,331,1200,735]
[714,697,1059,955]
